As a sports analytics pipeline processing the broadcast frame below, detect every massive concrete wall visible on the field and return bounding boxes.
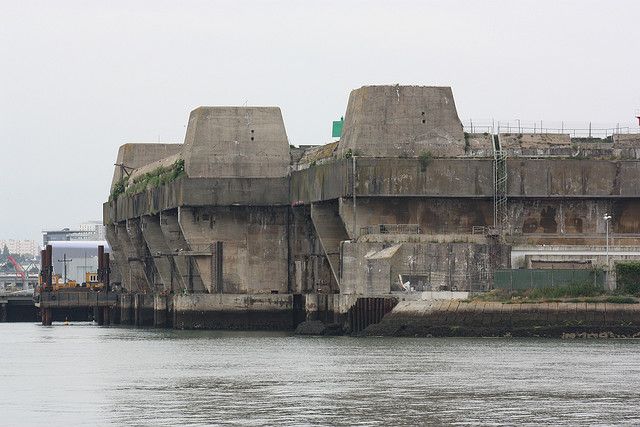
[288,206,336,294]
[341,240,509,294]
[338,85,465,158]
[182,107,290,178]
[339,197,494,236]
[178,206,289,294]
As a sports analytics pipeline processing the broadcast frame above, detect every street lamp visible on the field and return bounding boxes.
[603,213,612,268]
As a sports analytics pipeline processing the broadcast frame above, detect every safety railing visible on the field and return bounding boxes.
[463,119,640,139]
[360,224,421,235]
[393,270,490,292]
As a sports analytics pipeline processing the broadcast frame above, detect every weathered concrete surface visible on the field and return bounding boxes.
[363,300,640,337]
[289,206,336,294]
[113,222,149,292]
[506,198,640,238]
[506,159,640,197]
[140,215,178,293]
[106,158,640,223]
[464,133,493,157]
[613,133,640,147]
[126,218,159,292]
[173,293,294,330]
[341,241,510,294]
[338,85,465,158]
[178,206,289,294]
[158,210,205,293]
[105,177,289,223]
[105,224,132,288]
[128,153,181,182]
[111,143,182,190]
[182,107,290,178]
[341,196,494,235]
[310,201,349,289]
[133,293,154,326]
[500,133,571,157]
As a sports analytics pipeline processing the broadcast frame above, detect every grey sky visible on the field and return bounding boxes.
[1,0,639,242]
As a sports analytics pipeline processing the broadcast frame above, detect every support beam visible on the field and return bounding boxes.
[115,222,149,293]
[141,215,181,293]
[126,218,159,293]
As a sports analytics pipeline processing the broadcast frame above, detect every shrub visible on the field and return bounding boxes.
[114,158,186,200]
[616,261,640,295]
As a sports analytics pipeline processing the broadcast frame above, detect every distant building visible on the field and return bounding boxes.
[80,220,107,241]
[0,239,39,257]
[42,220,106,246]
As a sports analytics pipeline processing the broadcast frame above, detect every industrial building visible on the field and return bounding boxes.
[103,85,640,330]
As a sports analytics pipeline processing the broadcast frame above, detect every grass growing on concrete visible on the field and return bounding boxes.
[124,159,185,196]
[528,282,603,299]
[110,159,185,201]
[471,282,638,304]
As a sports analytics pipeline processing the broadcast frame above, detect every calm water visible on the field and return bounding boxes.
[1,323,639,426]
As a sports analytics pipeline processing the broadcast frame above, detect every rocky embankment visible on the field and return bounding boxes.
[361,300,640,338]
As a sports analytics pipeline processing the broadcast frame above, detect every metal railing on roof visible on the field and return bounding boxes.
[463,119,640,139]
[360,224,421,236]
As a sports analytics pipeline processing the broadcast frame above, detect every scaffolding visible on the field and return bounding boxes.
[493,134,508,231]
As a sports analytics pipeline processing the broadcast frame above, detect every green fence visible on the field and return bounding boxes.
[493,269,605,291]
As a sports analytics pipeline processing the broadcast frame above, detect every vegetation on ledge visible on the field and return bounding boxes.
[470,282,639,304]
[109,158,185,201]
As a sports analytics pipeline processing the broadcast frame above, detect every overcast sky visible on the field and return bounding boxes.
[1,0,639,243]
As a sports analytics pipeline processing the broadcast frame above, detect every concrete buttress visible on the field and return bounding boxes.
[140,215,180,293]
[158,210,206,293]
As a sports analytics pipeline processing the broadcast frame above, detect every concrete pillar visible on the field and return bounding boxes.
[134,294,154,327]
[141,215,181,293]
[159,210,205,293]
[94,306,104,325]
[120,294,134,325]
[153,295,168,328]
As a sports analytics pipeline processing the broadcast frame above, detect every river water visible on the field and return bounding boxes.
[1,323,639,426]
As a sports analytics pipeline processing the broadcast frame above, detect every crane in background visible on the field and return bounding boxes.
[7,256,27,289]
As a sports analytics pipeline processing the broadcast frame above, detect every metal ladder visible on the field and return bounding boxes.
[493,134,508,231]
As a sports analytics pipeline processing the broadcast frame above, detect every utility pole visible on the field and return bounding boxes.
[603,213,612,268]
[57,253,73,284]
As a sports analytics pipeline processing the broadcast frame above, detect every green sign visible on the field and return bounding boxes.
[332,117,344,138]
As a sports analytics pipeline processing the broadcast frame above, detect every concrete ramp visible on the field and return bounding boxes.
[310,202,350,288]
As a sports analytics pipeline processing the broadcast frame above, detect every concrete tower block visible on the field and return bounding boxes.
[182,107,290,178]
[337,85,465,158]
[111,143,182,190]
